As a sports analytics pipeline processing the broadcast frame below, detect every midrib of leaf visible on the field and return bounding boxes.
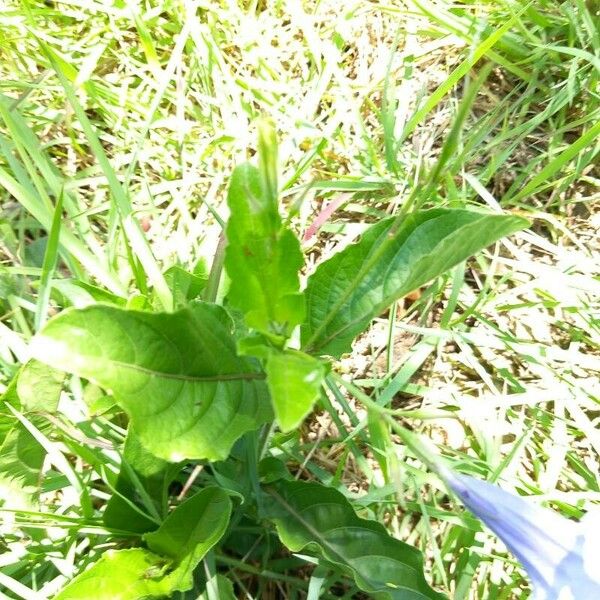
[266,488,356,569]
[303,216,405,352]
[109,360,264,383]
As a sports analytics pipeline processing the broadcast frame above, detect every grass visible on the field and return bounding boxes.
[0,0,599,598]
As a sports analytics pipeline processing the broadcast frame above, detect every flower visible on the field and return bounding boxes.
[440,467,600,600]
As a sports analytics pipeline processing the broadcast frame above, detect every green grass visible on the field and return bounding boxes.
[1,0,599,598]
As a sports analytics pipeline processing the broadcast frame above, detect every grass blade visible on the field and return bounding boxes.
[38,40,173,310]
[34,190,63,331]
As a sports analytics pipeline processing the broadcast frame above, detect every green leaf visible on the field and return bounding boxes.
[14,359,64,412]
[265,350,326,432]
[202,573,236,600]
[0,422,46,510]
[302,209,528,357]
[54,548,190,600]
[65,280,128,306]
[264,480,446,600]
[104,430,181,534]
[224,162,304,337]
[1,359,64,417]
[57,490,231,599]
[0,360,63,509]
[144,487,231,565]
[164,264,207,308]
[31,303,272,461]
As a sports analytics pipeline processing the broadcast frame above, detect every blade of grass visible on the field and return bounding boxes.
[7,405,95,520]
[399,3,531,143]
[418,61,493,205]
[38,40,173,310]
[34,190,63,331]
[506,119,600,204]
[0,167,125,295]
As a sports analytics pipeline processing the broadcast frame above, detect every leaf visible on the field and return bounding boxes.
[264,480,446,600]
[31,302,272,461]
[103,430,181,534]
[0,422,46,510]
[202,573,236,600]
[265,350,326,432]
[65,280,128,306]
[15,359,64,412]
[164,264,207,308]
[0,360,63,509]
[144,487,231,564]
[302,209,528,357]
[57,490,231,599]
[224,162,304,337]
[54,548,189,600]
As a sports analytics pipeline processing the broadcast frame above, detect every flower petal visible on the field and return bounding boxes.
[441,468,600,599]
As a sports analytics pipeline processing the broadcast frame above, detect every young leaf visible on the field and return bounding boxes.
[164,264,207,308]
[264,480,446,599]
[265,350,326,432]
[54,548,189,600]
[144,487,231,565]
[31,303,272,462]
[224,162,304,337]
[302,209,528,357]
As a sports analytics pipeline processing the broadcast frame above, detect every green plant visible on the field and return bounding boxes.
[1,120,528,599]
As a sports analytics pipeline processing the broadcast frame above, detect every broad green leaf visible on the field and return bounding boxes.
[31,303,272,461]
[104,430,181,534]
[302,209,528,357]
[54,548,192,599]
[264,480,446,600]
[224,162,304,337]
[265,350,326,431]
[58,490,231,598]
[144,487,231,565]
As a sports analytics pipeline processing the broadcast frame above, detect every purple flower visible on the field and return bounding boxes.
[441,467,600,600]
